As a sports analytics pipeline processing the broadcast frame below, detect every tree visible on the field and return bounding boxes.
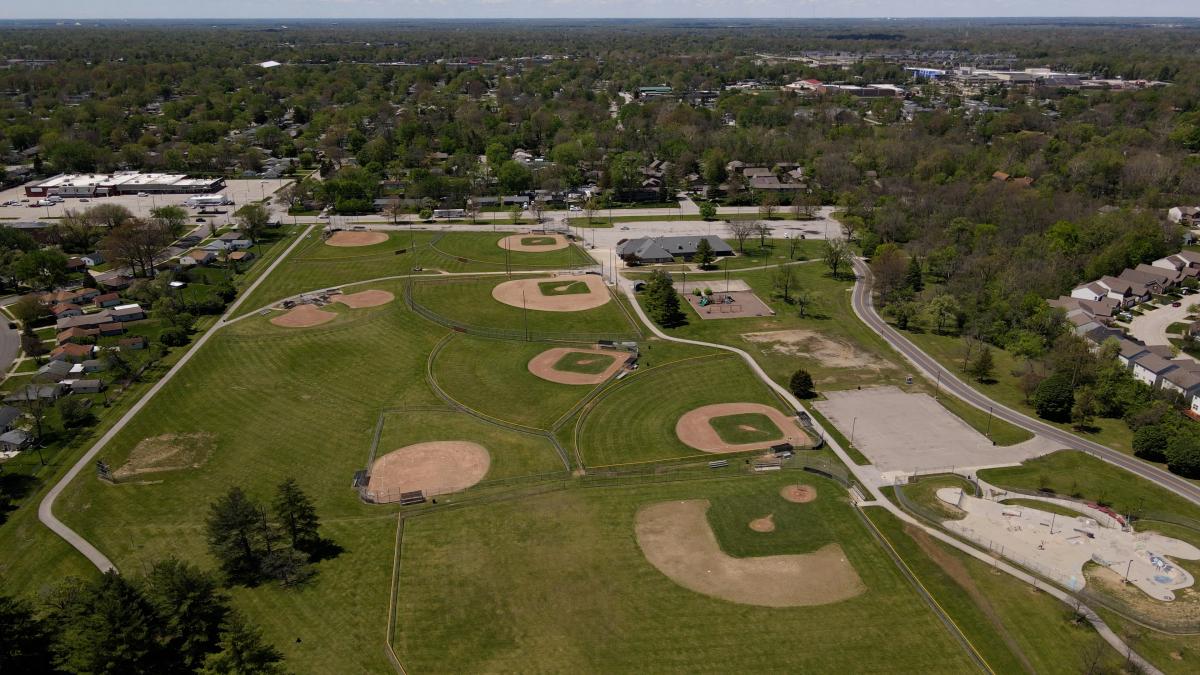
[886,300,918,330]
[13,249,69,289]
[1071,386,1098,430]
[758,192,778,220]
[870,246,908,302]
[1033,374,1074,423]
[206,487,265,585]
[693,237,715,269]
[789,369,816,399]
[643,270,685,328]
[465,199,480,224]
[967,345,995,383]
[772,264,797,302]
[496,160,532,194]
[698,201,717,221]
[202,613,285,675]
[10,294,49,331]
[925,295,960,334]
[57,397,95,429]
[1167,434,1200,478]
[418,208,433,221]
[1132,424,1170,462]
[528,198,544,224]
[102,219,172,278]
[905,255,924,292]
[233,204,270,243]
[47,571,162,674]
[754,220,771,247]
[84,203,134,231]
[839,214,864,243]
[0,594,55,674]
[273,478,321,555]
[794,288,816,318]
[150,206,189,239]
[583,197,599,223]
[144,559,228,672]
[728,220,755,252]
[821,238,851,279]
[508,205,522,224]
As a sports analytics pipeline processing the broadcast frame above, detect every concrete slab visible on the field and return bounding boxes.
[813,386,1059,473]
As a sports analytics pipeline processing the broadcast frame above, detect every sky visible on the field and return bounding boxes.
[6,1,1199,20]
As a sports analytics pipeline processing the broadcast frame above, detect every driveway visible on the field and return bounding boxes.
[1128,298,1198,363]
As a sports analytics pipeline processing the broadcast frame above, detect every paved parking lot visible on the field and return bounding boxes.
[813,386,1059,475]
[0,178,293,222]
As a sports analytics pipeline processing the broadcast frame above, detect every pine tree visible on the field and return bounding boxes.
[905,255,924,292]
[50,572,162,674]
[206,487,264,585]
[789,369,816,399]
[967,345,994,382]
[644,270,686,328]
[273,478,321,556]
[693,237,715,269]
[0,594,55,674]
[202,613,285,675]
[144,559,228,671]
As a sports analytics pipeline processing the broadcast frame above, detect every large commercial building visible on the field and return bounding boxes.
[24,172,225,198]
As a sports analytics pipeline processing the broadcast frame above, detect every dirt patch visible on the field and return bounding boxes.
[369,441,490,497]
[335,289,395,308]
[115,432,216,479]
[743,330,888,370]
[325,230,388,247]
[527,347,624,385]
[498,233,569,252]
[1086,565,1200,624]
[635,499,864,607]
[492,274,610,312]
[738,424,759,432]
[270,304,337,328]
[780,484,817,503]
[749,513,776,532]
[675,402,810,453]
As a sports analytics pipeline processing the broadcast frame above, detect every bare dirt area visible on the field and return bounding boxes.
[370,441,491,497]
[115,432,216,479]
[270,304,337,328]
[780,484,817,503]
[1086,565,1200,623]
[492,274,610,312]
[498,233,569,252]
[684,291,773,320]
[335,289,395,308]
[675,402,809,453]
[635,499,865,607]
[749,513,776,532]
[742,330,888,370]
[325,230,389,247]
[527,347,625,385]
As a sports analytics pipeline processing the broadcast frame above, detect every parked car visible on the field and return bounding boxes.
[1172,302,1182,307]
[137,192,149,197]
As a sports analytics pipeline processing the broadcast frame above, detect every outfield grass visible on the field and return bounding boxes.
[554,350,616,375]
[411,276,638,340]
[576,354,793,467]
[393,473,979,673]
[708,412,783,445]
[432,231,593,269]
[537,280,590,296]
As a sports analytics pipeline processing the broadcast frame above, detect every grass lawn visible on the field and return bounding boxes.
[432,231,593,269]
[708,412,783,445]
[537,280,590,296]
[431,335,609,430]
[576,353,793,467]
[554,350,616,375]
[902,474,974,521]
[393,473,978,673]
[411,276,638,341]
[864,507,1126,674]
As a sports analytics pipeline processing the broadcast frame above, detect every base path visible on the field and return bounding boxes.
[675,402,809,453]
[498,233,569,252]
[527,347,624,385]
[635,499,865,607]
[492,274,610,312]
[326,230,388,247]
[370,441,490,497]
[270,304,336,328]
[335,289,394,308]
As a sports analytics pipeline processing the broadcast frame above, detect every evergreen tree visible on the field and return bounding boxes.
[789,369,816,399]
[202,613,285,675]
[206,487,264,585]
[644,270,686,328]
[48,571,162,674]
[904,255,924,292]
[144,559,228,671]
[273,478,321,556]
[0,594,55,674]
[693,237,715,269]
[967,346,994,382]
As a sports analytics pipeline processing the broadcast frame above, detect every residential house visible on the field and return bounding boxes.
[0,429,30,452]
[1116,339,1151,368]
[98,322,125,336]
[1049,296,1119,322]
[79,358,106,374]
[71,288,100,304]
[55,311,111,331]
[0,405,22,432]
[109,304,145,322]
[1160,362,1200,401]
[118,335,147,350]
[228,250,255,264]
[33,360,73,382]
[93,292,122,308]
[1096,276,1150,307]
[1131,353,1180,388]
[81,251,105,267]
[50,342,95,363]
[98,274,134,291]
[615,236,735,264]
[68,379,105,394]
[5,383,64,402]
[56,326,99,345]
[182,249,217,266]
[65,257,86,272]
[1069,282,1108,303]
[226,239,253,251]
[1167,206,1199,226]
[1152,251,1200,275]
[1119,267,1173,295]
[50,303,83,319]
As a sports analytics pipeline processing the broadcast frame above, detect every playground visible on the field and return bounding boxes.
[635,499,865,607]
[938,487,1200,601]
[369,441,491,499]
[675,402,809,454]
[684,290,773,320]
[325,230,389,247]
[491,274,611,312]
[498,233,570,252]
[527,347,625,385]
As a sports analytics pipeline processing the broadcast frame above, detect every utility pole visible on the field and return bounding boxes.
[986,405,994,439]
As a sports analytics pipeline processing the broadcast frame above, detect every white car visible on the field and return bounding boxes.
[568,205,582,212]
[137,192,149,197]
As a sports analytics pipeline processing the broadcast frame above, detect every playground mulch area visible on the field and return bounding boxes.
[325,230,389,247]
[370,441,491,497]
[527,347,624,385]
[335,289,395,308]
[498,233,569,252]
[675,402,809,453]
[492,274,611,312]
[270,304,337,328]
[684,290,774,320]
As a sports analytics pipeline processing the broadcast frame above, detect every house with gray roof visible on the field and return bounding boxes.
[0,405,22,431]
[1131,353,1180,388]
[615,236,734,265]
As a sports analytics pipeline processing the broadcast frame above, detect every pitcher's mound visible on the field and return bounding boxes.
[636,500,864,607]
[749,513,776,532]
[326,231,388,247]
[527,347,623,385]
[492,275,609,312]
[336,289,394,308]
[675,402,810,453]
[498,234,569,252]
[370,441,490,497]
[271,304,336,328]
[781,484,817,503]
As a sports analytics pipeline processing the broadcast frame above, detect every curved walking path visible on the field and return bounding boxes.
[849,257,1200,508]
[37,224,317,573]
[617,276,1160,674]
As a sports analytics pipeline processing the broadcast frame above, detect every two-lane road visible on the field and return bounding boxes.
[850,257,1200,508]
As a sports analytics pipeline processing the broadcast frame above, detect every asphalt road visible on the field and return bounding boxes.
[0,294,23,374]
[850,257,1200,508]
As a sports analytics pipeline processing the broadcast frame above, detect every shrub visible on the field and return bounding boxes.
[789,369,816,399]
[1032,374,1074,422]
[1132,424,1170,462]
